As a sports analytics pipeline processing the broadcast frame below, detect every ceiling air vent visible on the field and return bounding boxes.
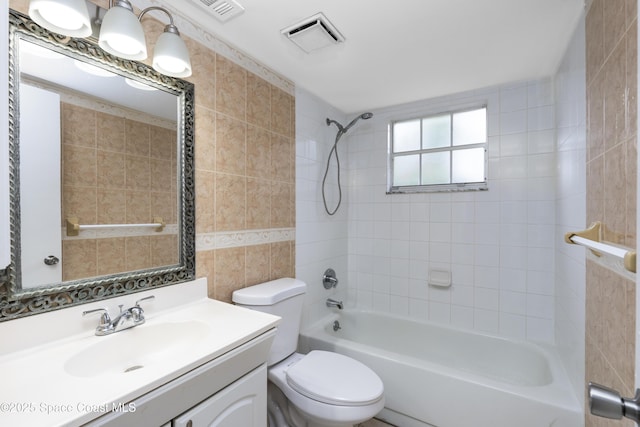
[196,0,245,22]
[281,12,345,53]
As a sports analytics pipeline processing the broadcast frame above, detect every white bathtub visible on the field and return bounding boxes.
[298,310,582,427]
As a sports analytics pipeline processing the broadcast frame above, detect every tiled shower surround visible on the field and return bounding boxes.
[297,77,559,341]
[343,81,558,342]
[555,11,587,408]
[296,12,591,407]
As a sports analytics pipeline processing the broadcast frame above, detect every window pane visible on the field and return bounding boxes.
[393,120,420,152]
[421,152,450,185]
[394,155,420,186]
[452,148,485,183]
[453,108,486,146]
[422,114,450,149]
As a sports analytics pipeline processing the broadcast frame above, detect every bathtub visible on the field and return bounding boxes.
[298,310,582,427]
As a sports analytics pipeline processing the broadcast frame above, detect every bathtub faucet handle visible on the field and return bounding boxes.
[326,298,343,310]
[323,268,339,289]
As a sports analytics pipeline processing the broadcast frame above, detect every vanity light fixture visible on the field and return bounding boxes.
[27,0,192,78]
[28,0,93,38]
[99,1,192,77]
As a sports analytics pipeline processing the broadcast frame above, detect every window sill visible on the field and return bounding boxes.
[387,182,488,194]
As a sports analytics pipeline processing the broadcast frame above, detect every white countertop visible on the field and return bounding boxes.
[0,278,280,426]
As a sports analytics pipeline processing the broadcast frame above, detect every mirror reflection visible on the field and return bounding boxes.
[18,37,180,289]
[3,7,194,322]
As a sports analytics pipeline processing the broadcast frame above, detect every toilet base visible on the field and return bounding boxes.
[267,381,363,427]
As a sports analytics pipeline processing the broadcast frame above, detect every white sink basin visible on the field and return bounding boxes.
[64,320,210,378]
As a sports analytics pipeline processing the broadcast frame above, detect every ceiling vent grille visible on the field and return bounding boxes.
[196,0,245,22]
[281,13,345,53]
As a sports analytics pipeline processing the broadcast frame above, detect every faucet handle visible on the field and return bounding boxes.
[135,295,155,307]
[131,295,155,323]
[82,308,112,333]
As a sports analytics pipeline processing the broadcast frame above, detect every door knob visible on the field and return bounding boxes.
[43,255,59,265]
[589,382,640,423]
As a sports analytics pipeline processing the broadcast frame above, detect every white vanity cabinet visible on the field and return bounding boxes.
[85,328,274,427]
[172,364,265,427]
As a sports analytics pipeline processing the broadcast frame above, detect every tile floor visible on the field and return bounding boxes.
[357,418,395,427]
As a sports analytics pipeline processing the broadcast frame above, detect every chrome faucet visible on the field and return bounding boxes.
[326,298,343,310]
[83,295,155,336]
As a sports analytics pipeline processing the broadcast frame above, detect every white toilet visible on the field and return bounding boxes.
[232,278,384,427]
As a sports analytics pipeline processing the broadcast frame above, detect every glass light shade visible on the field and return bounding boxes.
[28,0,92,37]
[152,31,192,78]
[98,5,147,60]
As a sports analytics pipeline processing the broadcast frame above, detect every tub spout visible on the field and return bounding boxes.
[326,298,343,310]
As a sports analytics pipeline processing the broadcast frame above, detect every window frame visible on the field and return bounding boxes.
[387,105,489,194]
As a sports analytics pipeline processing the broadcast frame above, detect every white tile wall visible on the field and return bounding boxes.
[295,88,349,329]
[345,79,557,343]
[295,21,586,405]
[554,14,586,409]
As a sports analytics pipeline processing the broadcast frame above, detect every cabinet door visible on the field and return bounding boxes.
[173,365,266,427]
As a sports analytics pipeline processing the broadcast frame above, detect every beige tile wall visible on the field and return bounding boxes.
[60,103,178,281]
[585,0,637,425]
[179,15,296,301]
[190,49,296,301]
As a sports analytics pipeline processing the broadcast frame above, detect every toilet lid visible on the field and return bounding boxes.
[286,351,383,406]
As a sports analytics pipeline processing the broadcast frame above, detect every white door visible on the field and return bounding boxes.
[19,83,62,287]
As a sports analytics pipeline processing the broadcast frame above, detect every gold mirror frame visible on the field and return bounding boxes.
[0,9,195,321]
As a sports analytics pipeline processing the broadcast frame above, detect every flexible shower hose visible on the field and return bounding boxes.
[321,131,344,215]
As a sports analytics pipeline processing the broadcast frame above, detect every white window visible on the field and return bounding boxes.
[388,106,488,193]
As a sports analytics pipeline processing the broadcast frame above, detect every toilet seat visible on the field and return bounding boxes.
[285,350,384,406]
[268,352,385,426]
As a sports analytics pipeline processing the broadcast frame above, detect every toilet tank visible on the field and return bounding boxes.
[232,278,307,366]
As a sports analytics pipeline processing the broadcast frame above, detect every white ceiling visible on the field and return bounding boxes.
[176,0,585,114]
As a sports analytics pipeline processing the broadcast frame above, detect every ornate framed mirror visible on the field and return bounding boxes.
[0,9,195,321]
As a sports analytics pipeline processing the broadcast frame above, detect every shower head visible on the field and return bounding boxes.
[326,112,374,134]
[343,112,373,133]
